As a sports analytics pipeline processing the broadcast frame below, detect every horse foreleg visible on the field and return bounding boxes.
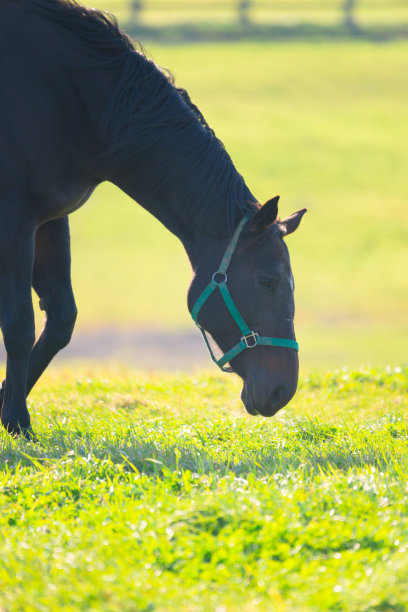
[0,207,36,436]
[27,217,77,395]
[0,218,77,414]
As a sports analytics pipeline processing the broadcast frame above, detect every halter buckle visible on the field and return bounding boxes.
[241,331,259,348]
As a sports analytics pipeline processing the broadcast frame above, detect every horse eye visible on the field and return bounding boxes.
[257,274,279,292]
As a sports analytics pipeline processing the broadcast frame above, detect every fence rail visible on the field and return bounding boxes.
[126,0,408,26]
[129,1,406,7]
[93,0,408,37]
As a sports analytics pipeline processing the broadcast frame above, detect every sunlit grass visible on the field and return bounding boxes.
[0,366,406,611]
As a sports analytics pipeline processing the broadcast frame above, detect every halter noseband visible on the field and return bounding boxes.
[191,216,299,372]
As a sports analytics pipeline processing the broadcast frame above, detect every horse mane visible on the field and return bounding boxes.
[23,0,134,62]
[100,52,257,231]
[23,0,257,230]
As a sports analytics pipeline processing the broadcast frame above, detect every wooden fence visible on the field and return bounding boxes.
[126,0,408,29]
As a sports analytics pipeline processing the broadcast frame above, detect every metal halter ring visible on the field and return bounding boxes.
[212,271,228,284]
[241,331,259,348]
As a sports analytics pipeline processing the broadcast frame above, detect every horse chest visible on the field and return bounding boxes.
[36,178,98,224]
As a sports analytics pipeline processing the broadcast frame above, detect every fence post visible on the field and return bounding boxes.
[343,0,358,31]
[131,0,143,24]
[238,0,251,27]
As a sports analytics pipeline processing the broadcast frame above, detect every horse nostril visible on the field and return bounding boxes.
[255,386,288,416]
[270,385,286,408]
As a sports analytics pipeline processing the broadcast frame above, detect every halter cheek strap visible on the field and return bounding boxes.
[190,216,299,372]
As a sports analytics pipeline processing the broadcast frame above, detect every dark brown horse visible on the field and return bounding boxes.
[0,0,306,436]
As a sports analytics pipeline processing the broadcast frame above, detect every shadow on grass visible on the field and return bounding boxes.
[1,418,406,479]
[125,21,408,44]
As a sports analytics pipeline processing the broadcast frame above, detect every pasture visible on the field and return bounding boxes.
[0,366,407,610]
[0,3,407,610]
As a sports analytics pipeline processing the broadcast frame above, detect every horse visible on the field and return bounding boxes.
[0,0,306,437]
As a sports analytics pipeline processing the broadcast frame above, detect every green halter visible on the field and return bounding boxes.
[191,216,299,372]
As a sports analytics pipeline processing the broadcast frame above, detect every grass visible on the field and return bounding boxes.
[0,365,407,610]
[59,39,408,368]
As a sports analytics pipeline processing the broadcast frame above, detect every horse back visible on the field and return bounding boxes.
[0,4,119,221]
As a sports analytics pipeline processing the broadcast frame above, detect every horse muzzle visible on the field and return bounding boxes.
[241,377,297,417]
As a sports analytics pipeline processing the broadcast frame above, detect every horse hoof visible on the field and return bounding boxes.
[2,419,35,440]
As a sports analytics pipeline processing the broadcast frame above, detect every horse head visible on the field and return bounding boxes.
[188,196,306,417]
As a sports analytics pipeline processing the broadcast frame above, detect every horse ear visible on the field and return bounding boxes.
[250,195,280,233]
[279,208,307,236]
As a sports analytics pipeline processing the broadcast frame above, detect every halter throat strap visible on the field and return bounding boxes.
[191,216,299,372]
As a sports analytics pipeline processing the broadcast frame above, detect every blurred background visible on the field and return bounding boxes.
[11,0,408,371]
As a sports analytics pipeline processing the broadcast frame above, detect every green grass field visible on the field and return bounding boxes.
[0,366,406,611]
[61,39,408,368]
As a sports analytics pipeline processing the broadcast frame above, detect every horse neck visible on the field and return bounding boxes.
[109,167,249,269]
[97,51,257,267]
